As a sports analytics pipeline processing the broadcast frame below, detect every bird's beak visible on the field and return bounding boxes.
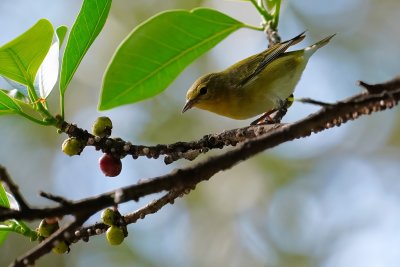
[182,99,195,113]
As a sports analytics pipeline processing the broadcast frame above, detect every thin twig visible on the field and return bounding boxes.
[297,98,333,107]
[72,188,187,242]
[358,76,400,93]
[39,191,72,206]
[124,188,189,224]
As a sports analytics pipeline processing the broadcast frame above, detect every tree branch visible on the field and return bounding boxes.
[11,190,188,266]
[1,76,400,266]
[72,188,187,243]
[10,212,91,267]
[1,76,399,224]
[58,120,282,164]
[39,191,73,206]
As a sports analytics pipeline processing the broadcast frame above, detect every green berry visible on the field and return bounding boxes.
[52,241,69,254]
[38,219,59,237]
[106,225,124,246]
[101,208,117,226]
[99,154,122,177]
[62,138,84,156]
[92,116,113,138]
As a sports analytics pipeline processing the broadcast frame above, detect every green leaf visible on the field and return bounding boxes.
[59,0,112,95]
[99,8,246,110]
[0,183,9,208]
[0,89,22,114]
[266,0,275,10]
[0,19,53,87]
[1,89,28,103]
[0,182,10,245]
[56,25,68,48]
[35,38,60,99]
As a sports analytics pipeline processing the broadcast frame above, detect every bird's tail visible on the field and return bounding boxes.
[304,33,336,58]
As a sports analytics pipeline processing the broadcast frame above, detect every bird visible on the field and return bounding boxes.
[182,32,335,124]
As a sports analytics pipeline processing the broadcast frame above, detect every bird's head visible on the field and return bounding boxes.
[182,73,222,113]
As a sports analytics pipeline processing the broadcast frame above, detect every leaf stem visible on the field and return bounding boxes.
[0,220,38,240]
[26,82,56,123]
[244,24,264,31]
[13,220,38,239]
[17,112,53,126]
[60,94,65,119]
[270,0,281,30]
[249,0,272,23]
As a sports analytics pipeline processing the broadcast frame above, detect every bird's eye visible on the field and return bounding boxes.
[199,87,208,95]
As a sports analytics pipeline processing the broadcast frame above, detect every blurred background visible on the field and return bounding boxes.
[1,0,400,266]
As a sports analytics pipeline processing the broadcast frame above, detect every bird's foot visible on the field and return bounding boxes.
[250,94,294,125]
[250,110,276,125]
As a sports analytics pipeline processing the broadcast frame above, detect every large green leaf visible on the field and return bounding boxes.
[0,89,22,114]
[0,19,53,87]
[59,0,112,95]
[99,8,246,110]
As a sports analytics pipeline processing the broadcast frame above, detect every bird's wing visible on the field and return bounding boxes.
[239,31,306,86]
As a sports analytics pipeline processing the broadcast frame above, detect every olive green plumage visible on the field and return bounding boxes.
[182,32,335,120]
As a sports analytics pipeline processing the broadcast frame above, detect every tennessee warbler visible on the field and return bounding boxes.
[182,32,335,121]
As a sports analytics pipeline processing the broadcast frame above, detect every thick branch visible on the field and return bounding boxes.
[58,120,282,164]
[1,77,399,224]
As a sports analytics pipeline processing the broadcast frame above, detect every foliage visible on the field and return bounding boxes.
[0,0,279,124]
[59,0,112,117]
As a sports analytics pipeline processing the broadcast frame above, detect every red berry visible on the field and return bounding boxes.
[99,154,122,177]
